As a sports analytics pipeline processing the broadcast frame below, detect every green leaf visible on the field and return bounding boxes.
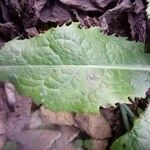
[0,23,150,113]
[111,105,150,150]
[147,0,150,19]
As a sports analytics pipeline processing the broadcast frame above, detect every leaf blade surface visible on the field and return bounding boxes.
[0,23,150,113]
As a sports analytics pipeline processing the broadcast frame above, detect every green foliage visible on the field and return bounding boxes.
[147,0,150,18]
[111,105,150,150]
[0,23,150,113]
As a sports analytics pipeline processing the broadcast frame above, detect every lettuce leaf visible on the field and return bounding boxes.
[0,23,149,113]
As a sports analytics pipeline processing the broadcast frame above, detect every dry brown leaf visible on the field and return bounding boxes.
[25,27,39,37]
[4,82,16,106]
[40,106,75,126]
[91,0,117,8]
[0,83,9,149]
[59,0,100,12]
[40,2,71,24]
[51,125,80,150]
[14,130,61,150]
[0,37,5,49]
[28,111,44,129]
[75,114,111,139]
[5,83,32,139]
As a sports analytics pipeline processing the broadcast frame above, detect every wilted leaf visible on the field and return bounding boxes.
[99,0,131,31]
[0,83,8,149]
[128,0,146,43]
[51,125,80,150]
[40,2,71,24]
[6,88,32,139]
[75,114,111,139]
[4,82,17,105]
[59,0,100,12]
[13,130,61,150]
[25,27,39,37]
[28,111,44,129]
[40,106,75,126]
[0,23,150,113]
[90,0,117,8]
[100,105,125,140]
[9,0,47,29]
[0,22,18,42]
[0,37,5,49]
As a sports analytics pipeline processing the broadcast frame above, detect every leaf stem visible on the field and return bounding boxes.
[119,103,131,132]
[123,104,135,120]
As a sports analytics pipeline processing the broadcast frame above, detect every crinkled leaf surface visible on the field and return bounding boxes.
[0,23,150,113]
[111,105,150,150]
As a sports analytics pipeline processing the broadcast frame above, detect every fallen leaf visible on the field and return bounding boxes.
[0,0,9,22]
[13,130,61,150]
[40,2,71,24]
[91,0,117,8]
[9,0,22,17]
[0,83,9,149]
[9,0,47,29]
[127,0,146,42]
[99,0,132,31]
[75,114,112,139]
[133,0,145,14]
[4,82,16,106]
[40,106,75,126]
[0,0,149,44]
[128,10,146,42]
[23,0,47,28]
[51,125,80,150]
[72,10,99,27]
[25,27,39,37]
[28,111,44,129]
[0,22,18,41]
[100,106,125,140]
[5,86,32,139]
[59,0,100,12]
[0,37,5,49]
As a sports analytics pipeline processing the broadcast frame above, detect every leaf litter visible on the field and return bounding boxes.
[0,0,150,48]
[0,81,149,149]
[0,0,150,149]
[0,82,114,150]
[0,22,149,149]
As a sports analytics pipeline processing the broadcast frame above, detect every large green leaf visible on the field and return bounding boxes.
[0,23,150,113]
[111,105,150,150]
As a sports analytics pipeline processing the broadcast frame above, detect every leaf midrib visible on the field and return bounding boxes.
[0,65,150,71]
